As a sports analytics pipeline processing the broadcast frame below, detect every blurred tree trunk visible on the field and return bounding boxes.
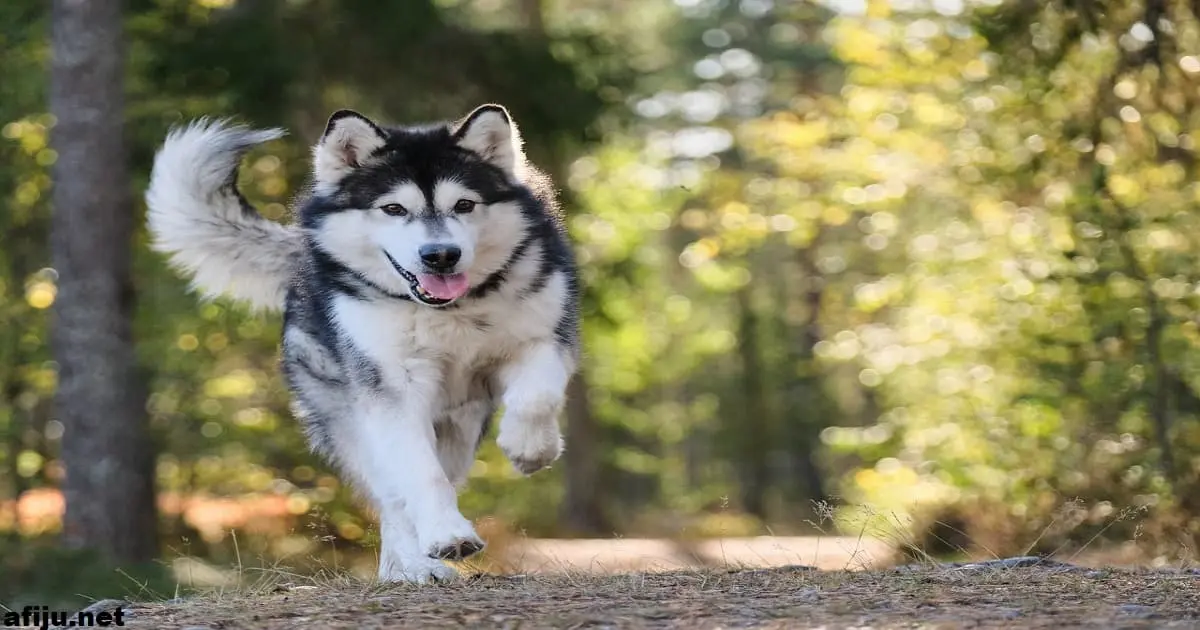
[553,149,609,532]
[561,375,608,534]
[514,0,609,535]
[736,288,770,520]
[784,242,827,510]
[1144,292,1176,484]
[50,0,157,562]
[518,0,546,35]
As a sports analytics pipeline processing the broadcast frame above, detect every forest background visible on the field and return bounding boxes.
[2,0,1198,607]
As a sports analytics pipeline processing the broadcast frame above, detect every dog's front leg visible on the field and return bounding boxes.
[496,341,574,475]
[376,506,458,584]
[356,394,484,579]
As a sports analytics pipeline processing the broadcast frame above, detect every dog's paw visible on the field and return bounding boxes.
[429,536,485,561]
[507,443,562,475]
[378,555,459,585]
[416,513,485,561]
[497,419,562,475]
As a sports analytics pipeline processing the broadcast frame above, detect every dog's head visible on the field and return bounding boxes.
[305,105,529,307]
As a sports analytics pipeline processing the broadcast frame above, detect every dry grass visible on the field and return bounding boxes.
[106,561,1199,629]
[52,502,1200,629]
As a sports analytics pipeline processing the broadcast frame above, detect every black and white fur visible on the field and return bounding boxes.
[145,105,580,583]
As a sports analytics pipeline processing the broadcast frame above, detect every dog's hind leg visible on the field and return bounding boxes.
[435,400,495,488]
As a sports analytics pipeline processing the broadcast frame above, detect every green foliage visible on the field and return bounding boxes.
[785,0,1200,555]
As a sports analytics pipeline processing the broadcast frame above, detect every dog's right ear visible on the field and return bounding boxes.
[312,110,387,190]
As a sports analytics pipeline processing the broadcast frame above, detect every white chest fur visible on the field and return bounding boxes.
[330,269,570,403]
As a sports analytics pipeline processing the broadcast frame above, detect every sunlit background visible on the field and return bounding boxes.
[3,0,1200,608]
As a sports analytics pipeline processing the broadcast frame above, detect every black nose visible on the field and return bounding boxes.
[419,244,462,271]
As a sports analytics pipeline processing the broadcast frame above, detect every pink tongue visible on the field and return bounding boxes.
[416,273,470,300]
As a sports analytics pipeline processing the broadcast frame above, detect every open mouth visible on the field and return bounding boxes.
[383,251,469,306]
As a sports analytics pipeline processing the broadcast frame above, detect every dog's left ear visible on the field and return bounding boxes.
[313,109,387,190]
[454,104,524,176]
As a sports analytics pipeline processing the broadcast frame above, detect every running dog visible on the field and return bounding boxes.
[145,105,580,583]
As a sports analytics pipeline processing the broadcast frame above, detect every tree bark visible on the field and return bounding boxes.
[512,0,608,535]
[1144,297,1177,483]
[785,241,828,509]
[560,374,608,534]
[50,0,157,562]
[518,0,546,35]
[736,287,771,520]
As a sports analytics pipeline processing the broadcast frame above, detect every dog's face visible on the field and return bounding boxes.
[306,105,529,307]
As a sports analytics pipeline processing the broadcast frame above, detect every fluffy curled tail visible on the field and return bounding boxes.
[145,119,302,311]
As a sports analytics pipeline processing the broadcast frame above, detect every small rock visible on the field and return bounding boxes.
[998,608,1022,619]
[79,599,130,614]
[952,556,1083,572]
[733,564,817,576]
[794,587,820,603]
[1154,567,1200,576]
[1117,604,1157,618]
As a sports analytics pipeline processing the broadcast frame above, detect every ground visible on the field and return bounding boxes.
[92,559,1199,629]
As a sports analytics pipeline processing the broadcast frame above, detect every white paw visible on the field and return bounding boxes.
[378,555,459,584]
[415,513,485,560]
[497,401,563,475]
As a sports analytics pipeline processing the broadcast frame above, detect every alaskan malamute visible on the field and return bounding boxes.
[145,105,580,583]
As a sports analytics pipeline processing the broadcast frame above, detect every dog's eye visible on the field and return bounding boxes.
[380,204,408,217]
[453,199,477,214]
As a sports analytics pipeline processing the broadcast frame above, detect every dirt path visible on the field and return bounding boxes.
[491,536,894,573]
[97,559,1198,629]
